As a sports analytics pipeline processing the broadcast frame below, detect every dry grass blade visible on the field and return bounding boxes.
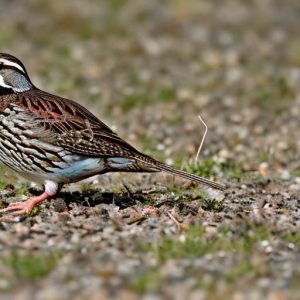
[195,114,208,166]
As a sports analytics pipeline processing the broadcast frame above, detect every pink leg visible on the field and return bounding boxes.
[0,192,51,222]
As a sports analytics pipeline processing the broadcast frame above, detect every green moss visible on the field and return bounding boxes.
[130,268,162,294]
[257,150,272,163]
[292,169,300,177]
[219,161,245,180]
[78,23,95,40]
[251,89,274,104]
[0,164,8,176]
[141,224,276,263]
[141,146,165,162]
[184,159,218,178]
[89,92,102,104]
[104,0,128,36]
[3,252,62,280]
[201,196,224,212]
[26,205,41,217]
[164,186,209,208]
[156,86,176,102]
[282,232,300,246]
[225,259,257,283]
[0,181,7,190]
[121,86,176,112]
[122,93,141,112]
[183,159,245,180]
[247,73,294,114]
[14,183,31,197]
[133,223,300,294]
[0,164,21,189]
[145,226,228,262]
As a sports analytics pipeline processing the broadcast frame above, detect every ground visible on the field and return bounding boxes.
[0,0,300,299]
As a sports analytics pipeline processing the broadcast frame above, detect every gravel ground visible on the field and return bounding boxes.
[0,0,300,299]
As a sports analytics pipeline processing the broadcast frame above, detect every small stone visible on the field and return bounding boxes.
[261,240,269,247]
[295,177,300,184]
[258,162,269,177]
[52,198,68,212]
[280,170,290,180]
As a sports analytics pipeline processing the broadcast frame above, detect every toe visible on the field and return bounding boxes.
[0,203,33,221]
[0,210,25,222]
[0,205,22,213]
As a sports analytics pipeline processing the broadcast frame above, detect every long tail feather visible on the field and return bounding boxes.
[134,155,225,191]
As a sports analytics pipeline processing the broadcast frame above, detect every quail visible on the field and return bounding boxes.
[0,53,224,221]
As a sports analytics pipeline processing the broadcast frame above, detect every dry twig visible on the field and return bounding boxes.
[166,210,188,231]
[195,114,208,165]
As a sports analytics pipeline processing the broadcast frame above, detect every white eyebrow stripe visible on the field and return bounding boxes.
[0,58,26,73]
[0,74,13,89]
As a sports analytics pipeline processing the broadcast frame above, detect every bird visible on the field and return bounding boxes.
[0,53,224,221]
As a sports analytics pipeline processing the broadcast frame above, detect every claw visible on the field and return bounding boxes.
[0,192,51,222]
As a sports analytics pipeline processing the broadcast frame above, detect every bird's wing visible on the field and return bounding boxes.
[13,89,142,158]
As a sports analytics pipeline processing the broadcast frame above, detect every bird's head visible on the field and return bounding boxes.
[0,53,33,94]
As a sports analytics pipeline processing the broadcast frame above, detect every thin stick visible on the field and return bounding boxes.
[195,114,208,165]
[166,211,182,231]
[166,211,188,232]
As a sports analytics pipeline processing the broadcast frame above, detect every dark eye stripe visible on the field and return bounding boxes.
[0,65,27,75]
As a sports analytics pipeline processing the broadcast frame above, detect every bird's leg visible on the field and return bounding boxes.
[0,192,51,221]
[1,192,51,213]
[0,181,60,222]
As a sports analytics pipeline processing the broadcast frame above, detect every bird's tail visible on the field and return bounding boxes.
[134,155,225,191]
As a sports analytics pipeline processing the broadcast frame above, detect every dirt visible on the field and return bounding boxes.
[0,0,300,299]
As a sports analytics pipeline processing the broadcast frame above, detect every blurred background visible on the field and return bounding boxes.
[1,0,299,174]
[1,1,300,299]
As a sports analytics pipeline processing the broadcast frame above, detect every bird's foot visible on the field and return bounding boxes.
[0,192,50,222]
